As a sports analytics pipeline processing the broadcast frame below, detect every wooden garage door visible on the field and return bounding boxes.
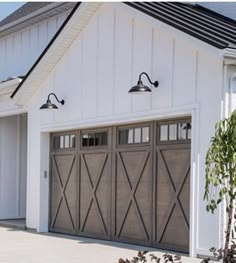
[50,132,77,234]
[49,119,191,252]
[154,120,191,252]
[77,129,112,239]
[112,124,153,246]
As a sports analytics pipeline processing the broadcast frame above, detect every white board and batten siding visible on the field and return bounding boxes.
[26,3,224,257]
[0,11,69,81]
[0,114,27,219]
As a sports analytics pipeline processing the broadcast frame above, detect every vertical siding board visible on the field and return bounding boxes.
[131,17,152,113]
[97,4,114,117]
[196,51,222,250]
[113,8,132,114]
[29,26,39,67]
[0,39,6,80]
[38,21,48,54]
[13,33,22,77]
[151,29,173,109]
[6,36,14,78]
[172,39,196,106]
[53,54,69,122]
[47,18,57,43]
[67,37,83,121]
[82,15,98,119]
[21,30,30,74]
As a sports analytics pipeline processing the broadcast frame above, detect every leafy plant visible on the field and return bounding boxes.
[204,109,236,262]
[118,251,182,263]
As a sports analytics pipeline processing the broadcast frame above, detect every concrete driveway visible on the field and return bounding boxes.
[0,226,202,263]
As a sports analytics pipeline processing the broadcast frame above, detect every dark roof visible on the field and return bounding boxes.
[0,2,53,27]
[126,2,236,49]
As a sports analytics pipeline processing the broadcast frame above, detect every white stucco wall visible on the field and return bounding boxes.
[24,3,225,257]
[0,11,69,81]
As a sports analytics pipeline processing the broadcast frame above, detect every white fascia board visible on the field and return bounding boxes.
[223,48,236,58]
[0,78,22,96]
[222,48,236,65]
[12,2,102,106]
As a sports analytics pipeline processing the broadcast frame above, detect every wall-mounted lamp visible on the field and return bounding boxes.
[129,72,159,94]
[40,93,65,110]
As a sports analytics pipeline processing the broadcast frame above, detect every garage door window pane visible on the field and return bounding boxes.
[65,135,70,148]
[187,123,191,139]
[53,136,60,149]
[128,129,133,144]
[169,124,177,141]
[60,136,64,148]
[88,133,95,146]
[160,125,168,141]
[100,132,108,145]
[142,127,149,143]
[119,130,127,144]
[178,123,187,140]
[70,135,76,148]
[134,128,141,143]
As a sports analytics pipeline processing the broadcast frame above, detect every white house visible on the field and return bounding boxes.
[1,1,236,259]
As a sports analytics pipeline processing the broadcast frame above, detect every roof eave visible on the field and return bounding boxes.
[0,2,76,38]
[0,78,22,96]
[223,48,236,58]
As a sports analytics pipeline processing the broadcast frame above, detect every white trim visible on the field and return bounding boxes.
[37,132,50,232]
[0,78,22,96]
[222,48,236,59]
[0,108,27,118]
[16,115,21,217]
[190,105,200,257]
[40,104,198,133]
[37,104,199,257]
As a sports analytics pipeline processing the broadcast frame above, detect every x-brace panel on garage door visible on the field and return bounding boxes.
[80,153,108,235]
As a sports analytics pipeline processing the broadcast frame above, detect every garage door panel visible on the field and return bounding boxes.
[113,148,152,245]
[155,145,190,252]
[161,204,189,249]
[79,151,111,239]
[161,149,190,187]
[50,153,76,234]
[179,173,190,220]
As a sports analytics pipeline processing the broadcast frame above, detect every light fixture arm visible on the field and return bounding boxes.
[48,93,65,105]
[138,72,159,88]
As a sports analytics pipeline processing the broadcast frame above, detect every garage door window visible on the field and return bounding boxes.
[82,131,107,147]
[119,126,149,145]
[159,121,191,143]
[53,134,76,150]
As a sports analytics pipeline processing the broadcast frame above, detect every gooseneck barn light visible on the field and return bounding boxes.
[129,72,159,94]
[40,93,65,110]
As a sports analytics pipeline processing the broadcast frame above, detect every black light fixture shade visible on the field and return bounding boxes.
[40,93,65,110]
[129,72,159,94]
